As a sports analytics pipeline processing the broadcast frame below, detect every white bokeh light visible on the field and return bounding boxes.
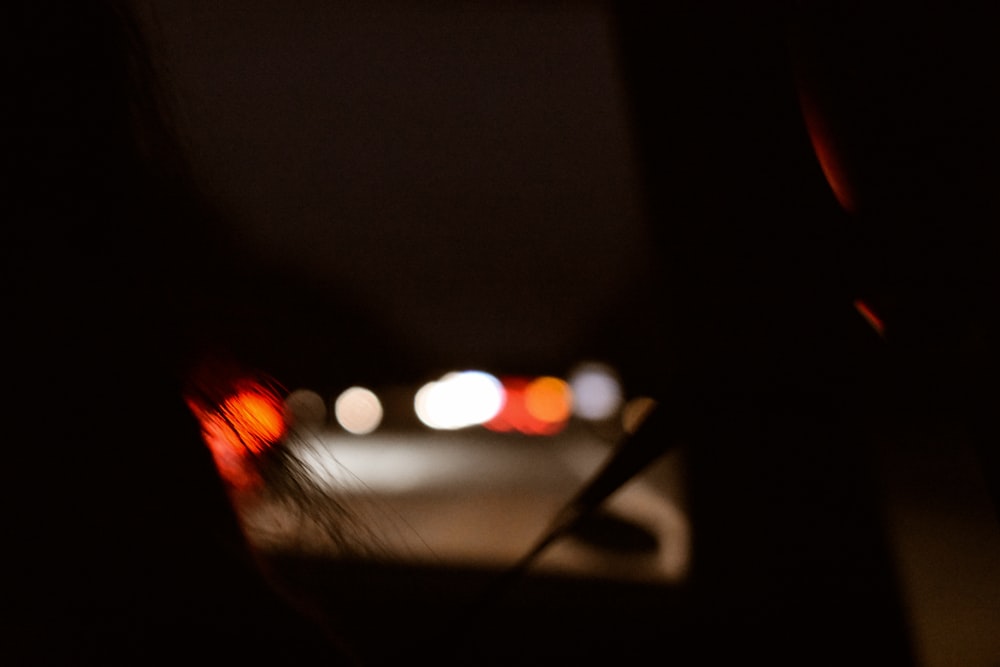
[334,386,384,435]
[568,362,623,421]
[414,370,504,430]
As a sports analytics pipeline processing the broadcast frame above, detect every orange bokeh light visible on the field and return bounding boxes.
[484,376,569,436]
[185,378,288,490]
[524,376,572,424]
[218,390,287,452]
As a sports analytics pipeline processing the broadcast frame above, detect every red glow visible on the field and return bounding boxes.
[484,377,567,435]
[185,374,288,490]
[797,88,857,214]
[220,390,286,451]
[854,299,886,338]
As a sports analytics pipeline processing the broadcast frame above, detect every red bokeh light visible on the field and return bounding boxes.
[185,372,288,490]
[484,376,568,435]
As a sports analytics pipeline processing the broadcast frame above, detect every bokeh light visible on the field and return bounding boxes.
[414,370,504,430]
[483,377,529,433]
[186,380,288,491]
[218,390,286,452]
[568,362,623,421]
[284,388,328,431]
[524,376,572,424]
[484,376,567,435]
[334,386,384,435]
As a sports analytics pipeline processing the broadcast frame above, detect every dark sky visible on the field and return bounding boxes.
[136,0,998,399]
[138,0,657,377]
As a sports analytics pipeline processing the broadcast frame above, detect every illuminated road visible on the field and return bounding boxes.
[233,424,689,665]
[242,425,690,585]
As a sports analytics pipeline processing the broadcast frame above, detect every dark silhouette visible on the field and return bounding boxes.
[608,1,997,663]
[4,2,362,663]
[6,1,996,665]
